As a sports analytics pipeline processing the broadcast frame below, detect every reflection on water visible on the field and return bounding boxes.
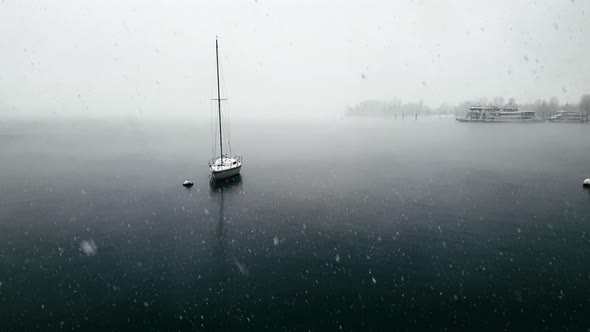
[209,174,243,192]
[207,174,247,329]
[211,174,244,281]
[213,180,228,280]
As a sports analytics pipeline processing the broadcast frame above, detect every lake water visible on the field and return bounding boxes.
[1,116,590,331]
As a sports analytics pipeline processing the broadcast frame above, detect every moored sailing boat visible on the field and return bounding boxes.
[209,38,242,180]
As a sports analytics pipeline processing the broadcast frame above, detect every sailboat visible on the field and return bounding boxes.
[209,38,242,180]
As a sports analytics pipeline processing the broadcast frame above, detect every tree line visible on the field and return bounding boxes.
[346,94,590,117]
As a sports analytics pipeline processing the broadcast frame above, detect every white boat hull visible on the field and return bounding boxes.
[548,119,587,123]
[211,165,241,180]
[456,118,542,123]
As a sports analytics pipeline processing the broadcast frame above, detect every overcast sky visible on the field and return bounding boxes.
[1,0,589,118]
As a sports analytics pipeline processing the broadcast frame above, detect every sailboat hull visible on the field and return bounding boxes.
[211,165,241,180]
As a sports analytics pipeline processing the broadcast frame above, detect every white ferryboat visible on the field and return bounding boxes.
[548,111,588,123]
[456,104,537,122]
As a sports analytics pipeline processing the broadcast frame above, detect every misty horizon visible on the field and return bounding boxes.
[1,0,590,119]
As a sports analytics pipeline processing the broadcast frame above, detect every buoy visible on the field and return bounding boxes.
[583,178,590,188]
[183,180,194,187]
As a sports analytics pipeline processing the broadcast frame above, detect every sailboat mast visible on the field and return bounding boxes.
[215,38,223,161]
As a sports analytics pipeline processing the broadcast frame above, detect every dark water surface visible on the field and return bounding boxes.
[1,116,590,331]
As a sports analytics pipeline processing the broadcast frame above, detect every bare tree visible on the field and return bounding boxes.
[562,103,577,113]
[549,96,560,113]
[493,96,505,106]
[580,94,590,115]
[476,97,488,106]
[507,98,517,107]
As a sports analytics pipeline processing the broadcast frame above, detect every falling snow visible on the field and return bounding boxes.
[80,240,98,256]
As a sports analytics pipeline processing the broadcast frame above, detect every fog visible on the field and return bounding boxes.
[4,3,590,330]
[1,0,590,121]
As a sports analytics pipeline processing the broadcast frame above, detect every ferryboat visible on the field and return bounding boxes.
[456,105,538,122]
[548,110,588,123]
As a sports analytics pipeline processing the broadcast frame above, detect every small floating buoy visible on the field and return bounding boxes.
[182,180,194,187]
[583,178,590,188]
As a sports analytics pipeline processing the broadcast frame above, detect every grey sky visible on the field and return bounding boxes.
[1,0,589,118]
